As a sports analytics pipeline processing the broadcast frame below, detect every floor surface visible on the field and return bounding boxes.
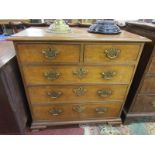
[80,122,155,135]
[27,121,155,135]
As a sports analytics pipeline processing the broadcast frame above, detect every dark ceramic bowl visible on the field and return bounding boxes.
[88,20,121,34]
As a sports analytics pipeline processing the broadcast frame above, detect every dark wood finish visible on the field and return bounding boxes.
[148,56,155,73]
[9,28,149,129]
[131,95,155,113]
[122,22,155,123]
[0,41,28,134]
[140,75,155,94]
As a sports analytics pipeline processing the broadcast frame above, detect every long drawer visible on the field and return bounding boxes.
[84,43,141,63]
[32,102,122,121]
[28,85,128,104]
[16,43,81,64]
[22,65,134,85]
[132,95,155,113]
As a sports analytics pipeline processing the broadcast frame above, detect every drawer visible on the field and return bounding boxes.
[28,85,128,104]
[132,95,155,113]
[140,76,155,94]
[22,65,134,85]
[147,57,155,74]
[84,44,141,63]
[16,43,80,64]
[32,102,122,121]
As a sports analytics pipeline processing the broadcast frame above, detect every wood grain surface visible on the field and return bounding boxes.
[32,102,122,121]
[16,43,81,64]
[9,28,150,42]
[28,84,128,104]
[84,43,141,63]
[11,27,149,128]
[22,65,134,85]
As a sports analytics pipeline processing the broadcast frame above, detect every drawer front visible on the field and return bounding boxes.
[84,44,140,63]
[132,95,155,113]
[23,65,134,85]
[28,85,128,104]
[147,57,155,74]
[16,43,80,63]
[32,102,122,121]
[140,76,155,94]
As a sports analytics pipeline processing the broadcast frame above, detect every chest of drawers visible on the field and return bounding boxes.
[122,22,155,123]
[9,27,149,129]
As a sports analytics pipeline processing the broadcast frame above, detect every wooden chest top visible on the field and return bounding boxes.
[8,27,150,42]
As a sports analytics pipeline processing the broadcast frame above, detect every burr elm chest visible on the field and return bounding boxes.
[9,27,150,129]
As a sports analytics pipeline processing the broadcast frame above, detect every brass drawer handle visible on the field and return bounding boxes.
[151,102,155,107]
[73,87,87,96]
[72,105,85,113]
[97,90,112,97]
[104,48,121,59]
[73,67,88,79]
[48,91,63,99]
[49,108,63,116]
[95,107,107,114]
[101,71,116,80]
[44,70,61,80]
[42,47,59,58]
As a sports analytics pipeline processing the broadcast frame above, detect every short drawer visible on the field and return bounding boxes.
[84,43,141,63]
[22,65,134,85]
[132,95,155,113]
[28,85,128,104]
[32,102,122,121]
[140,76,155,94]
[16,43,80,64]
